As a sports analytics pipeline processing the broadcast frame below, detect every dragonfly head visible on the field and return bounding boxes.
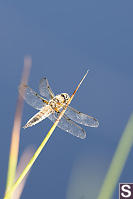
[61,93,70,104]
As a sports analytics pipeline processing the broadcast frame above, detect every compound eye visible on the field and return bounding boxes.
[61,93,69,102]
[66,94,69,100]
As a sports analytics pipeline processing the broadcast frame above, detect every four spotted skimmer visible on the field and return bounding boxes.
[19,78,99,139]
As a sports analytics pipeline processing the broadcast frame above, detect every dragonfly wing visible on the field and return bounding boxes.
[39,77,55,100]
[48,112,86,139]
[65,106,99,127]
[19,84,47,110]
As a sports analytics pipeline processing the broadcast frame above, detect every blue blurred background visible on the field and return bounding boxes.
[0,0,133,198]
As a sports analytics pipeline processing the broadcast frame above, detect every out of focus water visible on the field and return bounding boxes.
[0,1,133,198]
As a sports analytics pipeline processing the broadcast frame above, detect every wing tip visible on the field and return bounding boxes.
[80,134,86,139]
[80,129,86,139]
[90,119,99,128]
[18,83,28,94]
[40,77,47,81]
[23,125,27,129]
[90,117,99,128]
[94,119,99,127]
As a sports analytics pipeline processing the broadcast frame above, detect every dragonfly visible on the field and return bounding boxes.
[19,77,99,139]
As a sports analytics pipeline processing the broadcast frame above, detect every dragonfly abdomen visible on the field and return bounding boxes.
[23,105,53,128]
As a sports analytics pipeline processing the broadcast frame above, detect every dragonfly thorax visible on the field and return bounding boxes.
[49,93,70,110]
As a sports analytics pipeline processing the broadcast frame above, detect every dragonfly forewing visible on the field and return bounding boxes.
[19,84,48,110]
[39,77,55,100]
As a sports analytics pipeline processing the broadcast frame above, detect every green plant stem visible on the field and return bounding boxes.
[4,70,88,199]
[97,114,133,199]
[5,57,31,198]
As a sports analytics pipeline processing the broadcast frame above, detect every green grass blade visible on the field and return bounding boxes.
[4,70,88,199]
[5,57,31,197]
[97,114,133,199]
